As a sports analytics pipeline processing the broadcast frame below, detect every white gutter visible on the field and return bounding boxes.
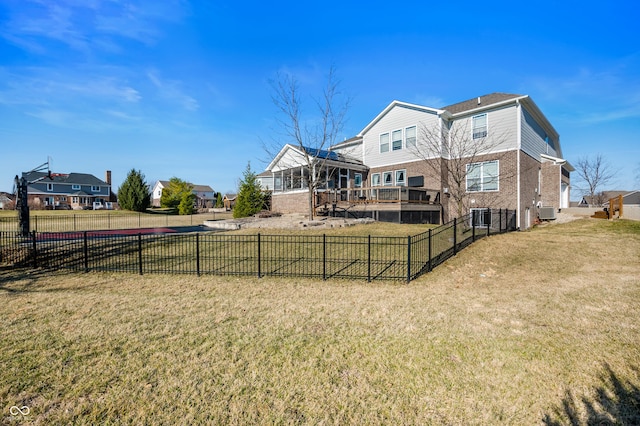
[516,100,522,229]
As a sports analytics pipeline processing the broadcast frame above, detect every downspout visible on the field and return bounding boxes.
[516,100,522,229]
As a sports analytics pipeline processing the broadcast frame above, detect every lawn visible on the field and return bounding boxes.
[1,218,638,424]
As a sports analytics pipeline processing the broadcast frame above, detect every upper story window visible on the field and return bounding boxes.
[380,133,389,153]
[466,160,498,192]
[392,129,403,151]
[371,173,381,186]
[91,185,100,192]
[47,183,54,191]
[395,169,406,186]
[472,114,487,139]
[72,184,81,190]
[405,126,416,148]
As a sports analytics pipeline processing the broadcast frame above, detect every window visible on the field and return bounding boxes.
[405,126,416,148]
[354,173,362,188]
[60,196,66,201]
[395,169,406,186]
[371,173,381,186]
[471,208,491,227]
[392,129,403,151]
[47,183,53,191]
[466,160,499,192]
[72,197,78,203]
[383,172,393,186]
[472,114,487,139]
[91,185,100,192]
[380,133,389,153]
[72,184,81,190]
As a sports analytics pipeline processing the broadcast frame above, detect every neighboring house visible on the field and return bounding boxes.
[579,191,633,207]
[151,180,217,208]
[22,170,113,210]
[264,93,573,229]
[0,192,14,209]
[223,194,237,211]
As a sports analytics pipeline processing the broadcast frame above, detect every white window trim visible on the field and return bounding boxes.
[392,129,403,151]
[379,132,390,153]
[371,173,381,187]
[395,169,406,186]
[466,160,499,192]
[354,173,362,188]
[91,185,100,192]
[47,183,54,191]
[72,184,81,190]
[472,113,488,139]
[405,125,417,148]
[382,171,393,186]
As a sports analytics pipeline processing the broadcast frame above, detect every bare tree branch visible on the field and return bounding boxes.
[267,66,351,218]
[574,154,613,206]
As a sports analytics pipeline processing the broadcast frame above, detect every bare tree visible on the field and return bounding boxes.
[268,66,351,219]
[412,118,512,221]
[574,154,613,206]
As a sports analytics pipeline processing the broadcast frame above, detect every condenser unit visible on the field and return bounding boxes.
[539,206,556,220]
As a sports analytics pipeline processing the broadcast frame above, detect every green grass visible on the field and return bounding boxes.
[1,218,639,424]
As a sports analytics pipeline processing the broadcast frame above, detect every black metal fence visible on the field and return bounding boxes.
[0,212,227,233]
[0,209,517,282]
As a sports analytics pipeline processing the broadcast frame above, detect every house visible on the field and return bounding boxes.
[22,170,113,210]
[151,180,216,208]
[223,194,237,211]
[578,191,634,207]
[0,192,14,209]
[264,93,573,229]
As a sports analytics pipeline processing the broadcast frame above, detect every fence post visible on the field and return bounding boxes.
[472,211,476,242]
[499,208,503,233]
[486,209,491,237]
[257,233,261,278]
[367,235,371,282]
[407,235,411,283]
[506,209,510,231]
[453,218,457,255]
[196,233,200,276]
[34,216,38,232]
[428,229,432,272]
[31,231,37,268]
[138,233,143,275]
[84,231,88,273]
[323,234,326,281]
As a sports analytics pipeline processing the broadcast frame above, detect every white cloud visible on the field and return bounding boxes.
[147,70,199,111]
[1,0,188,54]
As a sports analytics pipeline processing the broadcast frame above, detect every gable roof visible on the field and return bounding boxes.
[358,100,443,137]
[267,144,366,172]
[192,184,214,192]
[441,93,524,114]
[23,171,108,186]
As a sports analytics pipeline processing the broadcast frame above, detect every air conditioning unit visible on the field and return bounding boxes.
[539,206,556,220]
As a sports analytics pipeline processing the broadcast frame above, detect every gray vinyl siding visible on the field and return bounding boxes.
[520,106,559,159]
[29,182,109,196]
[448,104,518,157]
[363,105,440,168]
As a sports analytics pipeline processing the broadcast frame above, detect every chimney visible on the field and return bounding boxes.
[105,170,112,186]
[477,96,481,105]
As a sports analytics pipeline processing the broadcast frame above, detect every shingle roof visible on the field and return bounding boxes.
[442,93,524,114]
[22,171,108,186]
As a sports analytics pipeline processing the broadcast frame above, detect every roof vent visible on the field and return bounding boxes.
[477,96,481,105]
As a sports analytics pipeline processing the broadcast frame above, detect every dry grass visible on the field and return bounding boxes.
[1,218,638,424]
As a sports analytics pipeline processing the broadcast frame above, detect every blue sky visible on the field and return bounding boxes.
[1,0,639,198]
